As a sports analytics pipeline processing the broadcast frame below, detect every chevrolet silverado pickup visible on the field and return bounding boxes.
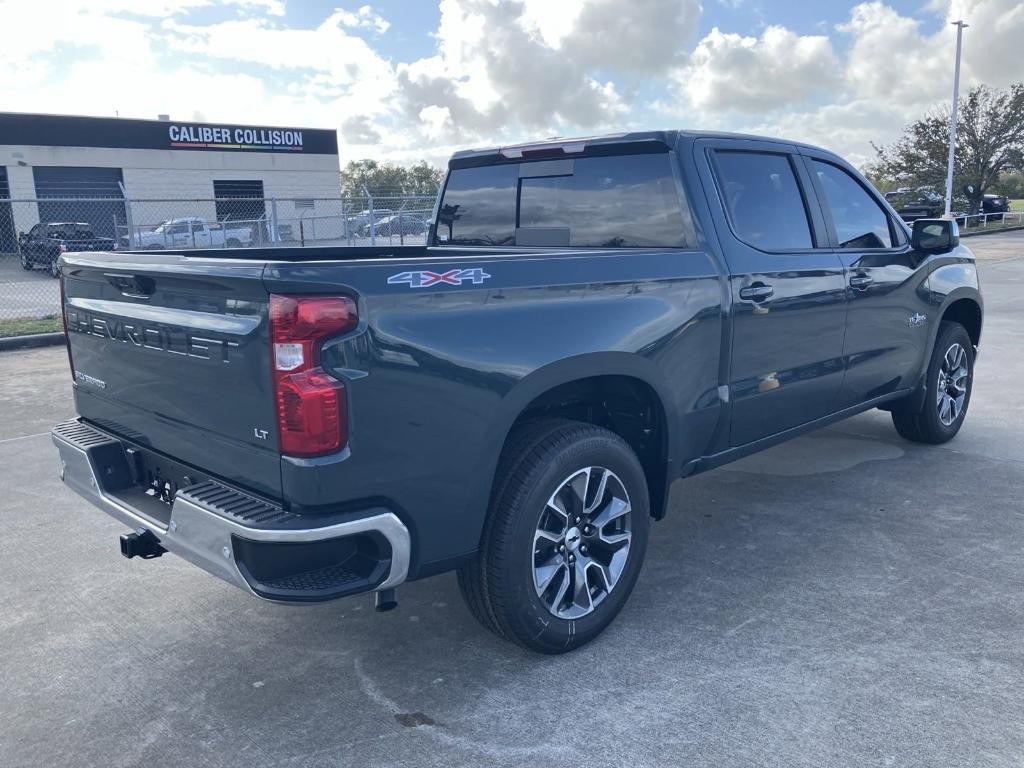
[52,131,983,653]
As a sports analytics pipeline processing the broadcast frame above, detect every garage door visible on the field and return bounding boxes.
[32,166,126,239]
[0,167,14,253]
[213,179,265,222]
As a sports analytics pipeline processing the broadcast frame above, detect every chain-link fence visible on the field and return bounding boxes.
[0,194,435,337]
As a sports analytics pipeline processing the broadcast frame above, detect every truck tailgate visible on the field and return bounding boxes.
[61,251,282,499]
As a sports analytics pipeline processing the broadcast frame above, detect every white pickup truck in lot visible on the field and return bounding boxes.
[123,217,254,249]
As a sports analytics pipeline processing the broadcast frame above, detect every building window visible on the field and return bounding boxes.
[213,180,266,223]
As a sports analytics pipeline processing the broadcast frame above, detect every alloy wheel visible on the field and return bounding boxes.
[532,466,632,619]
[937,343,969,426]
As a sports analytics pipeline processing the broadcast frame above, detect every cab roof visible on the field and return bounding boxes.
[448,129,832,168]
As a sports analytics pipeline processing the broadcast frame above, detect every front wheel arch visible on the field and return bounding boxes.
[940,297,982,350]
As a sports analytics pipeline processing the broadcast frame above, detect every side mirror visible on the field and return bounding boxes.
[912,218,959,253]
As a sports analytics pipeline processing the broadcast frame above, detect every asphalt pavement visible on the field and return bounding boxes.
[1,231,1022,767]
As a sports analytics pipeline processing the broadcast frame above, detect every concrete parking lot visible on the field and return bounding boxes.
[0,255,60,321]
[1,232,1022,767]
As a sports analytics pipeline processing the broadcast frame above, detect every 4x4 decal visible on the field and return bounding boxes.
[387,268,491,288]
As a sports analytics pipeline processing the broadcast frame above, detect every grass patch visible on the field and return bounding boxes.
[0,316,64,338]
[1010,199,1023,212]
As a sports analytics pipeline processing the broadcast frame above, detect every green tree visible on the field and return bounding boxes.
[870,83,1024,214]
[340,159,445,205]
[403,161,447,197]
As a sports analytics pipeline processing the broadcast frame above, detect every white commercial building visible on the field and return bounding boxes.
[0,112,341,251]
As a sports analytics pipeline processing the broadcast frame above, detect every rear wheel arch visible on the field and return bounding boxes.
[484,357,676,524]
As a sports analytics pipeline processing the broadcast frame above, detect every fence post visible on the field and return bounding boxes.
[124,197,135,249]
[343,198,352,245]
[270,198,279,244]
[365,186,375,247]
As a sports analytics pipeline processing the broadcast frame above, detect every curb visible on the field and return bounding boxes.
[961,224,1024,238]
[0,332,65,352]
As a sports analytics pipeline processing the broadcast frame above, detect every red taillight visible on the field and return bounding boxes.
[269,295,357,457]
[59,275,74,379]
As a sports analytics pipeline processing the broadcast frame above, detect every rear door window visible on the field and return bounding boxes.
[810,160,894,249]
[435,152,688,248]
[518,154,687,247]
[712,151,814,251]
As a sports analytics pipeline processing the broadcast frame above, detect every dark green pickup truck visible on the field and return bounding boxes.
[52,130,982,652]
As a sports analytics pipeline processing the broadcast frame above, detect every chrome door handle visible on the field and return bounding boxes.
[849,274,873,289]
[739,284,774,302]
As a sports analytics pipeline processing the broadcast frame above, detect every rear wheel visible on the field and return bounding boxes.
[891,321,974,443]
[458,419,650,653]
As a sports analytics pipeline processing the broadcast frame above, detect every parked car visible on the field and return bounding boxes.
[123,217,253,249]
[980,193,1010,221]
[52,130,982,653]
[358,214,429,238]
[345,209,393,234]
[18,222,116,277]
[892,188,945,222]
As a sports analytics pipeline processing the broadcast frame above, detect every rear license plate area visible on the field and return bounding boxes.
[128,448,211,505]
[105,446,213,527]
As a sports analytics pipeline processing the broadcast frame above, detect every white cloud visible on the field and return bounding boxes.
[395,0,627,143]
[945,0,1024,90]
[394,0,701,147]
[340,114,383,144]
[336,4,390,34]
[743,0,1024,163]
[678,25,840,114]
[838,2,948,108]
[560,0,701,74]
[2,0,1022,168]
[162,11,395,95]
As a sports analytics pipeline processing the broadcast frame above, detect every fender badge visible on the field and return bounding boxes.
[387,268,491,288]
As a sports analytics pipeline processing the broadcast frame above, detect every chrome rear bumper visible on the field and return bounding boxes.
[52,419,410,602]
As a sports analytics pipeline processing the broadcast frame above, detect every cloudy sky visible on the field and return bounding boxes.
[0,0,1021,168]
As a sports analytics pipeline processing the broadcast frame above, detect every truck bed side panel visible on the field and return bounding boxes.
[264,247,723,573]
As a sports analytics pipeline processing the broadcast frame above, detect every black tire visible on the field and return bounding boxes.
[49,260,60,278]
[458,419,650,653]
[891,321,974,443]
[226,238,241,248]
[20,252,32,270]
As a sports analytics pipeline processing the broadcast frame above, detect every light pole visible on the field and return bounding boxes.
[944,20,968,218]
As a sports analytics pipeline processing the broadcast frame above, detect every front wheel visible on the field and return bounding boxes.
[20,252,32,270]
[891,321,974,443]
[458,420,650,653]
[49,260,60,278]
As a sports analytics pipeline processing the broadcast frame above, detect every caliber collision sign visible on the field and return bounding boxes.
[169,124,305,152]
[0,113,338,155]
